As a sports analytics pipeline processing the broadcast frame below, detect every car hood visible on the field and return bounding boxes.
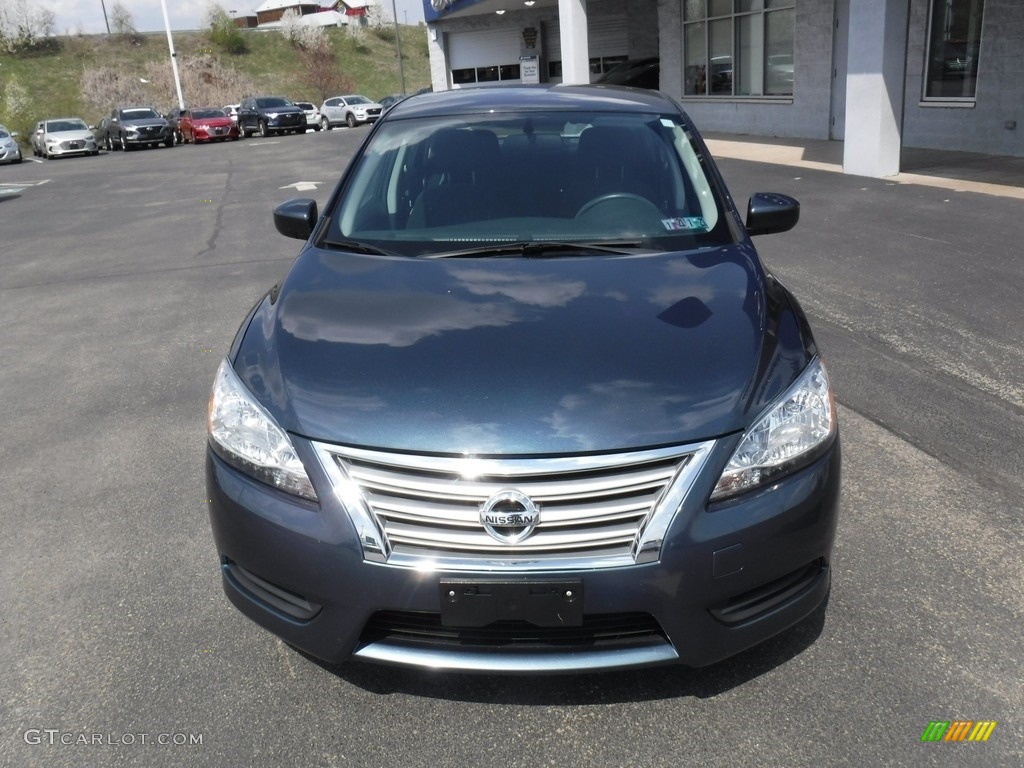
[233,245,814,454]
[48,130,93,141]
[195,117,233,127]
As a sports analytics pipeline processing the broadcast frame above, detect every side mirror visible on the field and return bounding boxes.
[745,193,800,236]
[274,198,318,240]
[11,131,19,138]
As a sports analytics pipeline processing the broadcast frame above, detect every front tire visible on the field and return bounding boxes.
[346,113,356,129]
[259,120,269,138]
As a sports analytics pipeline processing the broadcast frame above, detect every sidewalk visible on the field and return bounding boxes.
[703,132,1024,200]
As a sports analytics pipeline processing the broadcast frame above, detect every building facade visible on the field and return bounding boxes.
[421,0,1023,175]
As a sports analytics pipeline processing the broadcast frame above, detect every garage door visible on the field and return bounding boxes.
[543,14,628,82]
[449,28,524,86]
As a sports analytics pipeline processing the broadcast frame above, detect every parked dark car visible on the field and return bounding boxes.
[97,107,173,151]
[595,57,660,89]
[164,106,187,144]
[237,96,306,138]
[206,85,840,674]
[377,93,407,112]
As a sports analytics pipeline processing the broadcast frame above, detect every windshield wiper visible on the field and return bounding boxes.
[320,239,400,256]
[422,241,648,259]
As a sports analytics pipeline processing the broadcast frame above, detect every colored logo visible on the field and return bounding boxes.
[921,721,996,742]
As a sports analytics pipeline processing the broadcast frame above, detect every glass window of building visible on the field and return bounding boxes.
[683,0,795,97]
[925,0,985,99]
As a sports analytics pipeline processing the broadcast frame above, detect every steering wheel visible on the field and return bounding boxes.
[575,192,663,220]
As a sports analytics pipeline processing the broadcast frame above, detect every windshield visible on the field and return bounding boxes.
[328,111,730,258]
[47,119,89,132]
[345,96,371,105]
[193,109,226,119]
[0,128,9,138]
[257,98,292,108]
[121,109,159,120]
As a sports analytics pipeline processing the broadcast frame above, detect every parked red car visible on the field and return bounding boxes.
[179,108,239,144]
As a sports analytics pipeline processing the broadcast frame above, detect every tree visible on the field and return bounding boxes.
[0,0,56,54]
[205,4,247,55]
[110,1,138,39]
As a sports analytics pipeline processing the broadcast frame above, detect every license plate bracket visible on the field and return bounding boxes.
[439,580,583,628]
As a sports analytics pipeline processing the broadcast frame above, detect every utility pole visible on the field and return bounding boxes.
[390,0,406,94]
[99,0,111,34]
[159,0,185,109]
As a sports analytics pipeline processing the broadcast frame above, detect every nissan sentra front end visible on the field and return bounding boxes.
[205,85,841,673]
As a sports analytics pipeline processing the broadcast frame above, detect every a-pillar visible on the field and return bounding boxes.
[843,0,910,178]
[558,0,590,85]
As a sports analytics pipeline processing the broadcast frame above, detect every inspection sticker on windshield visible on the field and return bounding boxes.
[662,217,707,231]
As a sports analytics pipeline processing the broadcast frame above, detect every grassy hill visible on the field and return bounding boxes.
[0,24,431,142]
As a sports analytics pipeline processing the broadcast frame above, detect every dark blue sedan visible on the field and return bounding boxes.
[206,85,841,673]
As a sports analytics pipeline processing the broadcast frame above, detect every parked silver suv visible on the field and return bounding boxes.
[318,95,383,130]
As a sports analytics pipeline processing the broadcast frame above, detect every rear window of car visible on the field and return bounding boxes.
[328,111,730,257]
[296,103,314,110]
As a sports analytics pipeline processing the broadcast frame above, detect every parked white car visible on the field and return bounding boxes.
[318,95,383,130]
[294,101,322,131]
[32,118,99,159]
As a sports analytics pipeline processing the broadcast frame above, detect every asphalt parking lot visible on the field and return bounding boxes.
[1,126,1021,768]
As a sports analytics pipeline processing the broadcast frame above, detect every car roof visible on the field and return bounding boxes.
[385,84,679,121]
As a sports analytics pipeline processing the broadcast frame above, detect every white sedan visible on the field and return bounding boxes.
[32,118,99,159]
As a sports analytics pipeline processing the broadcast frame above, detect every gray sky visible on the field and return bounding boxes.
[47,0,425,35]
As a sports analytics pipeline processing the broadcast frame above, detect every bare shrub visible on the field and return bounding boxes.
[81,55,259,114]
[298,42,353,103]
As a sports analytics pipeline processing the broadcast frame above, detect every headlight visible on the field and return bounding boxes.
[711,357,837,502]
[207,359,318,501]
[267,112,279,119]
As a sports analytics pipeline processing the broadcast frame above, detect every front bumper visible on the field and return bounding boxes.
[124,129,169,145]
[0,146,20,162]
[46,139,97,156]
[195,125,238,141]
[206,436,840,673]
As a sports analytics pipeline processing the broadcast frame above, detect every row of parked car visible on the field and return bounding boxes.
[8,94,392,161]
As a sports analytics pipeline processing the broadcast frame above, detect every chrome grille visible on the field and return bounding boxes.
[313,442,713,571]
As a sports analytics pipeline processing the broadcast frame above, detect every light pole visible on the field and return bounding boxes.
[99,0,111,34]
[159,0,185,110]
[390,0,406,94]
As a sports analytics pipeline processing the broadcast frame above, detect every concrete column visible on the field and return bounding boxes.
[842,0,910,177]
[558,0,590,85]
